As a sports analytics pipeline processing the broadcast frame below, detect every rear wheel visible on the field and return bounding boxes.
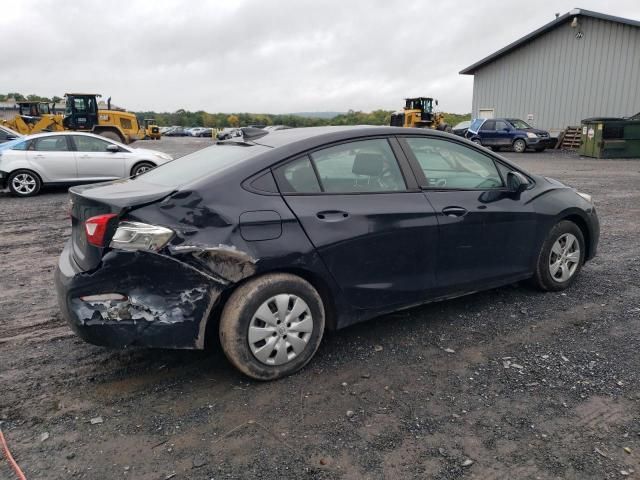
[531,221,585,291]
[534,147,545,152]
[513,138,527,153]
[8,170,41,197]
[219,273,325,380]
[97,130,123,143]
[131,161,155,176]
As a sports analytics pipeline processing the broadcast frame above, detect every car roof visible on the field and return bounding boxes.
[19,131,114,140]
[243,125,457,149]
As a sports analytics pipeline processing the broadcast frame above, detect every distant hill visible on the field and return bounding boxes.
[289,112,344,119]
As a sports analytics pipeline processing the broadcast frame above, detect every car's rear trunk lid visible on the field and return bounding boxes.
[69,179,175,272]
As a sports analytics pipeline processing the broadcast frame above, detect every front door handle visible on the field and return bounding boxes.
[316,210,349,222]
[442,206,468,217]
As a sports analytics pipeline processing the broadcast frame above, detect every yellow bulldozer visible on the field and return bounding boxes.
[0,93,144,144]
[143,118,161,140]
[389,97,451,132]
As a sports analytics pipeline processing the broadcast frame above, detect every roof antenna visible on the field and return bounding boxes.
[555,12,560,18]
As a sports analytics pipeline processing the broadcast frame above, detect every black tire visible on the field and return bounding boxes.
[534,148,545,152]
[219,273,325,380]
[513,138,527,153]
[471,138,482,146]
[8,169,42,197]
[531,220,585,291]
[131,161,155,177]
[98,130,124,143]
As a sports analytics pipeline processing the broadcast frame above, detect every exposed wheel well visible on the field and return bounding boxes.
[561,214,591,260]
[203,268,338,350]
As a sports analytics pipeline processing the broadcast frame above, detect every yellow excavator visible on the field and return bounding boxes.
[0,94,144,144]
[390,97,451,132]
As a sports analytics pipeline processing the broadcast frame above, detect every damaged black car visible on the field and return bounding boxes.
[55,126,599,380]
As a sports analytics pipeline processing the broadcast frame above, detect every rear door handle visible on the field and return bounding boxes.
[442,206,468,217]
[316,210,349,222]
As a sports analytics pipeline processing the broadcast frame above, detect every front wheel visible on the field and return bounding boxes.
[8,170,41,197]
[513,138,527,153]
[219,273,325,380]
[531,221,585,291]
[471,138,482,146]
[131,161,155,176]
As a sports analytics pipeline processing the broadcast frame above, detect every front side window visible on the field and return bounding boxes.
[33,136,70,152]
[404,137,503,189]
[310,139,406,193]
[509,119,532,129]
[73,135,111,152]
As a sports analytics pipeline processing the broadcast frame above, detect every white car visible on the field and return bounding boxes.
[0,131,173,197]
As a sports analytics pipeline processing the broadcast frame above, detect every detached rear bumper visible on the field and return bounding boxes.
[54,241,224,350]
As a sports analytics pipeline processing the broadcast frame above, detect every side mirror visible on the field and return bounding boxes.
[106,144,119,153]
[507,171,529,194]
[503,127,510,132]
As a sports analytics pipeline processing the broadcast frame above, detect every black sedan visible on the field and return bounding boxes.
[55,126,599,380]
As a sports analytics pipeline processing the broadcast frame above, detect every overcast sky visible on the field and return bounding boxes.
[3,1,640,114]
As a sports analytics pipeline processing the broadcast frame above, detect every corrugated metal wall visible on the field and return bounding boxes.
[471,17,640,130]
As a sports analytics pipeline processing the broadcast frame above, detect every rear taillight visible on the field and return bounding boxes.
[85,214,118,247]
[109,221,174,252]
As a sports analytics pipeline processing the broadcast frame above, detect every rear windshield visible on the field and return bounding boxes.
[136,144,268,187]
[468,118,484,132]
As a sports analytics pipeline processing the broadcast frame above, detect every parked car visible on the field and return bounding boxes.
[466,118,557,152]
[451,120,471,137]
[189,127,209,137]
[0,131,173,196]
[196,128,214,137]
[0,125,22,144]
[216,127,242,140]
[55,126,599,380]
[164,126,188,137]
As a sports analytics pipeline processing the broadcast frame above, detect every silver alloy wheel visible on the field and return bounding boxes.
[248,294,313,366]
[549,233,580,283]
[134,164,153,175]
[11,173,37,195]
[513,139,526,153]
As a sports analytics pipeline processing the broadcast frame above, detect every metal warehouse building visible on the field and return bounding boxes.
[461,8,640,132]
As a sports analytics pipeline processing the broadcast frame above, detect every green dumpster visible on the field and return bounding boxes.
[579,116,640,158]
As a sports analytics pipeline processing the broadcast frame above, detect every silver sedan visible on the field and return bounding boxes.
[0,132,173,197]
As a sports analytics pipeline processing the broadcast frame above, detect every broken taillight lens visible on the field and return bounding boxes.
[85,214,118,247]
[109,221,174,252]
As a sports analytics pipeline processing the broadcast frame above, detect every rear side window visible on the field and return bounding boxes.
[311,139,406,193]
[276,156,321,193]
[404,137,503,189]
[480,120,496,131]
[33,136,70,152]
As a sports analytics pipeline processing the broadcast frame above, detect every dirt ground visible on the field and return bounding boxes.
[1,137,639,480]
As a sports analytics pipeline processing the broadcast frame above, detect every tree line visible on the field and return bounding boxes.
[136,109,471,128]
[0,93,470,128]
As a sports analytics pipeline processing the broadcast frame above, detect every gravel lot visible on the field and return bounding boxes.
[1,137,639,479]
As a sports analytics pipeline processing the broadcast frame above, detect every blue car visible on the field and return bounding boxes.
[466,118,557,153]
